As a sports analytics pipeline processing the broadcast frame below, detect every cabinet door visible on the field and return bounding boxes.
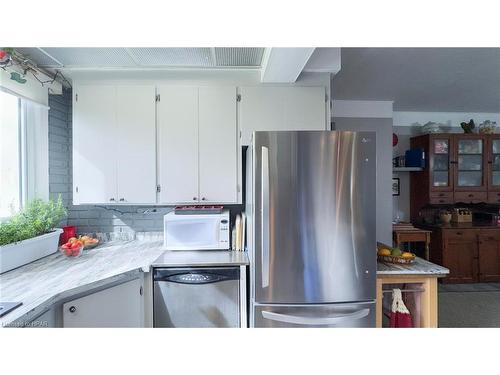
[453,134,487,192]
[478,231,500,282]
[443,230,478,283]
[63,278,143,327]
[429,135,454,192]
[239,86,327,145]
[487,135,500,193]
[199,87,238,203]
[115,85,156,204]
[157,86,199,204]
[73,85,117,204]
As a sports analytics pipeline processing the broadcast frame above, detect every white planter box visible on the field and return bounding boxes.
[0,228,63,274]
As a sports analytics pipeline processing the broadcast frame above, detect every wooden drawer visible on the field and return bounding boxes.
[429,192,454,204]
[478,230,500,241]
[443,229,478,240]
[487,192,500,204]
[454,191,487,203]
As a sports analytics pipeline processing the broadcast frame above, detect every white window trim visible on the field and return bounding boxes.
[0,94,50,221]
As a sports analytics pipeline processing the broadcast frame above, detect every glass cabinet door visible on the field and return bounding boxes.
[455,137,485,189]
[431,138,452,189]
[490,138,500,190]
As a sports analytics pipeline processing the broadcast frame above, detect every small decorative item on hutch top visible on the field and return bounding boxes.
[478,120,496,134]
[460,119,475,133]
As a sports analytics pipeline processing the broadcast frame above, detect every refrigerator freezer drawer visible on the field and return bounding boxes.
[253,301,375,328]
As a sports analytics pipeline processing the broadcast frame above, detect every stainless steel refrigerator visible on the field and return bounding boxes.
[245,131,376,327]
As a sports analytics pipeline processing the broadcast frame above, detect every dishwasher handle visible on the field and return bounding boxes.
[153,267,240,284]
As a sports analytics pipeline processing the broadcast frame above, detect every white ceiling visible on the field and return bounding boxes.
[332,48,500,113]
[14,47,265,69]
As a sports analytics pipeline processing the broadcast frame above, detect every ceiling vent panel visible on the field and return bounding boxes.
[127,48,214,67]
[40,48,136,67]
[214,48,264,67]
[13,48,63,67]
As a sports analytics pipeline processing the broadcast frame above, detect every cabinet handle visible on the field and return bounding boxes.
[119,198,125,202]
[69,306,76,313]
[201,197,206,201]
[193,197,197,201]
[439,199,445,203]
[439,193,445,197]
[468,194,474,198]
[456,232,463,235]
[140,286,143,296]
[109,198,115,202]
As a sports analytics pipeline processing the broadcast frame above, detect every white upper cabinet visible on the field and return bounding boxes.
[115,85,156,204]
[73,85,117,204]
[239,86,327,145]
[199,87,238,203]
[157,86,199,204]
[157,86,239,205]
[73,84,156,205]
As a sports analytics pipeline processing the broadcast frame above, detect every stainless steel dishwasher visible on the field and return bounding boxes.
[153,267,240,328]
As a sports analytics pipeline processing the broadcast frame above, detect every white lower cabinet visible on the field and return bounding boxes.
[62,278,144,328]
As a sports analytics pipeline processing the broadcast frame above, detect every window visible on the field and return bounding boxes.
[0,90,49,219]
[0,91,21,218]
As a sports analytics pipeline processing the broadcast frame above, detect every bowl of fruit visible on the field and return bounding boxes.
[60,240,84,258]
[79,235,99,249]
[377,243,415,264]
[60,236,99,258]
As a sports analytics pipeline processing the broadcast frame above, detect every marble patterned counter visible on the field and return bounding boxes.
[377,256,449,276]
[0,233,248,327]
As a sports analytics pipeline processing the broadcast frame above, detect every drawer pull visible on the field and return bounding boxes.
[439,193,445,197]
[468,194,474,198]
[439,200,445,203]
[455,232,463,235]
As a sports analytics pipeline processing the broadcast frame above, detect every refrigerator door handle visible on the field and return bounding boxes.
[261,146,270,288]
[261,308,370,326]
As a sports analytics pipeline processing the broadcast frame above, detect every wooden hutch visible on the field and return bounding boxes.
[409,133,500,283]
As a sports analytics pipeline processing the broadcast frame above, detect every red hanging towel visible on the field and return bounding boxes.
[390,289,413,328]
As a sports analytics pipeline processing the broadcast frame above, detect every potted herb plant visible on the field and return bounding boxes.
[0,196,67,273]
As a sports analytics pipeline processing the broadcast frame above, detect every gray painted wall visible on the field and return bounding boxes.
[333,117,393,245]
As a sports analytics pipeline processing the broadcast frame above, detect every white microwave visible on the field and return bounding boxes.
[163,210,230,250]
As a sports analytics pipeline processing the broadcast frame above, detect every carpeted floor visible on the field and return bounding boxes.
[439,283,500,328]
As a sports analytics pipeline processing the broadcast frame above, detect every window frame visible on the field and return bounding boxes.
[0,93,41,221]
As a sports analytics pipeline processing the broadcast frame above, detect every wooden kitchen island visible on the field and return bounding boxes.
[376,257,449,328]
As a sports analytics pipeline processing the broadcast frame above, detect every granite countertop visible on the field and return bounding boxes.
[377,256,449,276]
[153,250,249,267]
[0,234,249,327]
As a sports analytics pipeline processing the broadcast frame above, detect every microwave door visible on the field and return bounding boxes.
[164,214,227,250]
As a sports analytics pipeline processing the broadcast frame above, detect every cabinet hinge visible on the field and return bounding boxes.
[156,94,160,102]
[236,94,241,102]
[325,93,328,103]
[76,186,79,193]
[156,184,161,193]
[75,94,78,102]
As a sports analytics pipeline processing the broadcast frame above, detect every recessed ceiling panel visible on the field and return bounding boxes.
[14,48,62,67]
[40,48,136,67]
[214,48,264,67]
[128,48,214,66]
